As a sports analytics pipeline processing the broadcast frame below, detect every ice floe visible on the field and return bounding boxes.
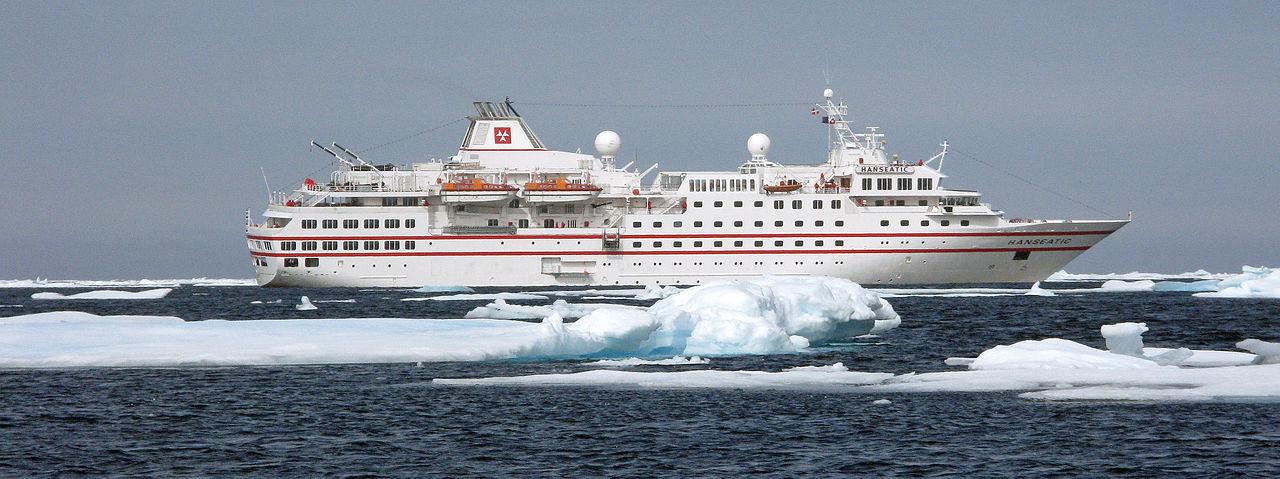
[633,284,683,300]
[1025,282,1056,296]
[587,356,709,367]
[434,367,895,389]
[1236,339,1280,364]
[1193,266,1280,299]
[413,285,475,293]
[30,288,173,300]
[1046,270,1225,282]
[465,299,645,320]
[402,292,550,302]
[1,278,254,288]
[294,296,318,310]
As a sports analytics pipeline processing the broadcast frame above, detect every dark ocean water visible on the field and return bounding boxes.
[2,284,1279,477]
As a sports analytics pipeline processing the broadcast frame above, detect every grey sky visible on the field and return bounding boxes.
[2,1,1276,279]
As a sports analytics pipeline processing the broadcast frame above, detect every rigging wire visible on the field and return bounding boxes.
[949,149,1118,218]
[357,117,468,154]
[513,101,812,109]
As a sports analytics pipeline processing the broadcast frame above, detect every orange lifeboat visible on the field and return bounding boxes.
[440,178,518,203]
[522,177,602,203]
[763,180,803,194]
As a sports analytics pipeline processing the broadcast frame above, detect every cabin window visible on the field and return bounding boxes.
[862,178,873,190]
[754,221,764,227]
[384,241,400,250]
[303,258,319,267]
[875,200,885,206]
[405,219,416,228]
[633,222,642,228]
[565,204,576,214]
[405,241,415,250]
[794,220,803,227]
[733,221,743,227]
[918,178,933,190]
[877,178,892,190]
[653,222,662,228]
[384,219,400,228]
[831,200,841,209]
[653,241,662,247]
[941,220,950,226]
[815,220,824,227]
[754,241,764,247]
[632,242,642,248]
[921,220,930,226]
[694,221,703,227]
[812,200,823,209]
[301,241,317,251]
[343,219,358,229]
[301,220,317,229]
[694,241,703,247]
[880,220,890,227]
[364,219,378,229]
[835,240,845,246]
[343,241,358,250]
[900,220,909,226]
[364,241,379,250]
[487,219,499,227]
[754,201,763,207]
[835,220,844,227]
[1013,250,1031,261]
[322,241,338,251]
[774,220,783,227]
[382,197,398,206]
[815,240,824,247]
[674,221,682,227]
[713,221,723,227]
[919,200,928,206]
[673,241,683,247]
[792,200,802,209]
[693,201,703,208]
[518,219,529,228]
[321,219,337,229]
[961,220,971,226]
[284,258,298,267]
[774,240,783,247]
[544,219,556,228]
[714,201,724,207]
[281,241,297,251]
[773,200,784,209]
[713,241,723,247]
[734,201,743,207]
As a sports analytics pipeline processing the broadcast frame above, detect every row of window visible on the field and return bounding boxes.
[861,177,934,191]
[634,219,848,228]
[281,240,418,251]
[301,218,418,229]
[688,199,845,210]
[879,219,970,227]
[689,178,756,192]
[632,239,848,248]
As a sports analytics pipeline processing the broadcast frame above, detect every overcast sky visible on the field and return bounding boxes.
[2,1,1276,279]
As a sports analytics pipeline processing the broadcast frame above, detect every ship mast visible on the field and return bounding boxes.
[814,88,884,166]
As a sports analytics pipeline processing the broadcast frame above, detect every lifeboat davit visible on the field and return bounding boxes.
[440,178,518,203]
[763,180,803,194]
[522,177,602,203]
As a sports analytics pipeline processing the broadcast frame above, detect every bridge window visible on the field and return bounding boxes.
[877,178,892,190]
[301,220,317,229]
[898,178,913,190]
[831,200,841,209]
[862,178,872,190]
[918,178,933,190]
[281,241,297,251]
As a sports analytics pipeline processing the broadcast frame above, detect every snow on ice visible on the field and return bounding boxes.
[587,356,709,367]
[465,299,645,320]
[402,292,550,302]
[30,288,173,300]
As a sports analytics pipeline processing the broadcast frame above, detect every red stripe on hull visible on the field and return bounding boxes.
[247,230,1115,242]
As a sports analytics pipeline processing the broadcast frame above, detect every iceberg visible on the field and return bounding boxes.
[1194,266,1280,299]
[30,288,173,300]
[1098,280,1157,292]
[1237,339,1280,364]
[0,276,901,368]
[295,296,317,311]
[1046,270,1224,282]
[1151,279,1221,292]
[464,299,645,320]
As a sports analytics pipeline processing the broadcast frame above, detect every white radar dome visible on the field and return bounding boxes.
[823,88,833,99]
[594,130,621,157]
[747,133,771,157]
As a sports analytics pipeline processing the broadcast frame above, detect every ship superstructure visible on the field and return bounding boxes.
[245,90,1127,287]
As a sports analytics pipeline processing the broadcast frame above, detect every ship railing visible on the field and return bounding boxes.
[815,186,851,194]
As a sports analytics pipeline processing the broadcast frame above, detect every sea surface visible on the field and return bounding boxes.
[2,283,1279,477]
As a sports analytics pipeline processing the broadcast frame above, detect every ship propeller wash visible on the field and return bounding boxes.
[245,90,1127,287]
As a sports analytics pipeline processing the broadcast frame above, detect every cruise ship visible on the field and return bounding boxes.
[244,89,1128,287]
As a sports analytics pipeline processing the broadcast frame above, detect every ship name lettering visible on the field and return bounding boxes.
[1007,238,1072,245]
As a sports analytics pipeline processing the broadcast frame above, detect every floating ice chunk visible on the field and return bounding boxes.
[1047,270,1225,282]
[587,356,708,367]
[1025,282,1056,296]
[250,299,283,305]
[413,285,475,293]
[403,292,549,302]
[871,399,892,405]
[634,284,683,300]
[1147,348,1194,366]
[464,299,644,320]
[517,288,648,297]
[944,357,975,367]
[969,338,1162,370]
[314,299,356,303]
[785,362,849,372]
[1100,322,1148,357]
[1143,348,1257,367]
[1194,266,1280,299]
[0,305,23,308]
[295,296,317,310]
[435,365,894,389]
[1099,280,1156,292]
[869,318,902,334]
[30,288,173,300]
[871,287,1027,297]
[1152,280,1221,292]
[1237,339,1280,364]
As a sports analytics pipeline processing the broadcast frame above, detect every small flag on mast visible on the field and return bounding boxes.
[810,107,818,116]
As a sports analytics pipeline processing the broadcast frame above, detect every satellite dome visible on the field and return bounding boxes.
[594,130,621,157]
[747,133,771,157]
[823,88,833,99]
